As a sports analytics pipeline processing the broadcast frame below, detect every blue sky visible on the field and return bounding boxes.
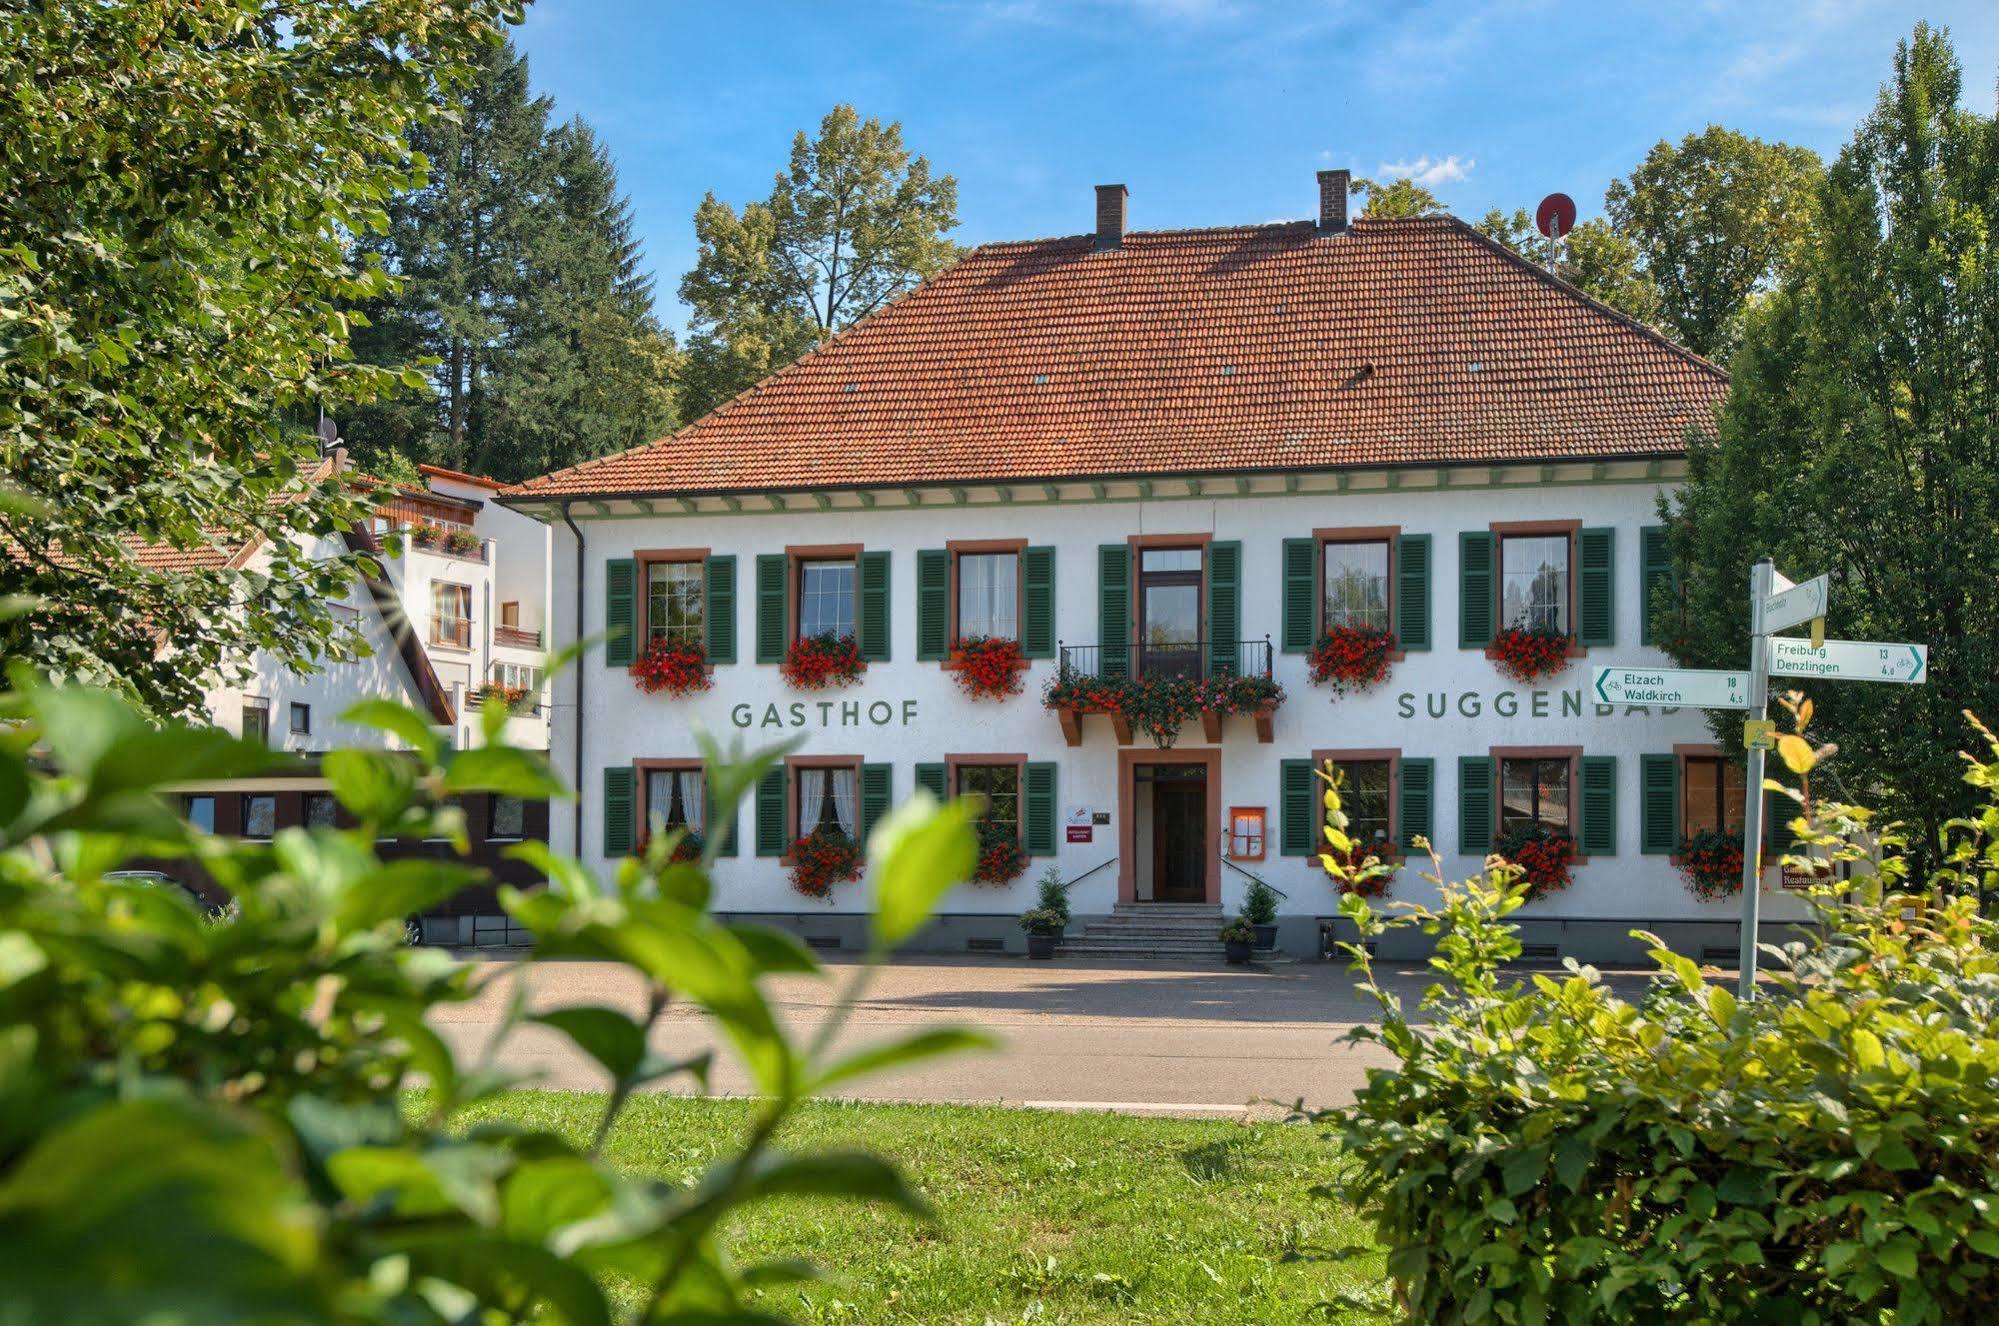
[513,2,1999,331]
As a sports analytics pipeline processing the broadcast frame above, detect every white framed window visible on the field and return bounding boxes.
[956,551,1019,641]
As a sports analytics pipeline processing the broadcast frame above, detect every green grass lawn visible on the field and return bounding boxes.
[455,1092,1388,1324]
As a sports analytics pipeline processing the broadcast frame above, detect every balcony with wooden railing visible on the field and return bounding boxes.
[493,624,543,649]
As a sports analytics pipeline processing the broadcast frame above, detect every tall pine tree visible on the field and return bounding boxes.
[345,40,678,482]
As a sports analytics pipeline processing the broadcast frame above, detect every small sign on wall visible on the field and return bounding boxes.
[1065,805,1096,843]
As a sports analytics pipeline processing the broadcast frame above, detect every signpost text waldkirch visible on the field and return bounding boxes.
[498,173,1813,961]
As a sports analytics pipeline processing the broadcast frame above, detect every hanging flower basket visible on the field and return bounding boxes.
[632,638,711,697]
[636,827,704,864]
[1306,625,1399,698]
[1674,829,1745,901]
[951,635,1027,701]
[1494,823,1577,900]
[1491,624,1573,684]
[787,827,863,899]
[781,633,866,690]
[970,825,1029,886]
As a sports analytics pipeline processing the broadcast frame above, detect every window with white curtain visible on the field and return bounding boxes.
[956,551,1019,641]
[796,767,857,838]
[645,768,706,836]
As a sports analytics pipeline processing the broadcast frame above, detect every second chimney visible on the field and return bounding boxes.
[1317,168,1350,234]
[1095,183,1128,250]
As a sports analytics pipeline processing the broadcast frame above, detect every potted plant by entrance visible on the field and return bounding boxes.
[1020,908,1063,959]
[1241,876,1280,950]
[1220,915,1256,965]
[1019,866,1070,958]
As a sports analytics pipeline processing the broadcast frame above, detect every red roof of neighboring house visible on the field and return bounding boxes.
[505,216,1726,501]
[418,463,505,491]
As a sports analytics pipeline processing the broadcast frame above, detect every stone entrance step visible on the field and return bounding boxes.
[1055,902,1227,961]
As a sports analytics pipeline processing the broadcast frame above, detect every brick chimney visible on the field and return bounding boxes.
[1095,183,1128,250]
[1317,168,1350,234]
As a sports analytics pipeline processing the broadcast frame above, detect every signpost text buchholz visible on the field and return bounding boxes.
[1590,559,1927,999]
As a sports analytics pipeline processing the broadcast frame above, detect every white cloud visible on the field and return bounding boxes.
[1375,154,1476,188]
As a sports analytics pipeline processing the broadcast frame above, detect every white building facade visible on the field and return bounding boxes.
[505,177,1803,961]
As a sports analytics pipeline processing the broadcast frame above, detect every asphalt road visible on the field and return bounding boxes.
[436,955,1390,1118]
[432,954,1655,1119]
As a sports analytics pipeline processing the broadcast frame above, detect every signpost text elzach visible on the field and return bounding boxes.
[1591,559,1929,999]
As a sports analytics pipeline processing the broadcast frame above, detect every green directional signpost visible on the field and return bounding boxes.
[1595,558,1929,1000]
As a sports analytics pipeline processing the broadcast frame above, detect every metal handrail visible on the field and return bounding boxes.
[1054,858,1117,893]
[1220,853,1288,900]
[1055,635,1274,681]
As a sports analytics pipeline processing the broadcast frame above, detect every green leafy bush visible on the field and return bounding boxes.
[1241,876,1280,926]
[1322,704,1999,1324]
[0,680,988,1323]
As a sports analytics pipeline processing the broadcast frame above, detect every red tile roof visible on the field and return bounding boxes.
[507,216,1726,500]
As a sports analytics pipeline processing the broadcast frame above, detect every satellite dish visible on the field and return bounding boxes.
[1535,193,1577,240]
[317,413,340,451]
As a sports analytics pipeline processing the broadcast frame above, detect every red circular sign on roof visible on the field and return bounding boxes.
[1536,192,1577,239]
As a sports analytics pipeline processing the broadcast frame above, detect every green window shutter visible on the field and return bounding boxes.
[1098,545,1131,678]
[1024,762,1058,856]
[1639,754,1680,855]
[1458,756,1494,855]
[754,766,787,856]
[755,554,788,664]
[858,551,891,661]
[1281,538,1317,652]
[1639,525,1671,646]
[1578,527,1616,647]
[860,763,892,842]
[605,557,637,667]
[703,780,735,860]
[1279,758,1316,856]
[1765,784,1790,855]
[703,555,736,664]
[1397,757,1434,853]
[1022,546,1056,659]
[1580,755,1617,856]
[915,549,949,660]
[914,762,948,801]
[602,766,635,857]
[1396,534,1432,651]
[1458,532,1495,649]
[1206,540,1242,677]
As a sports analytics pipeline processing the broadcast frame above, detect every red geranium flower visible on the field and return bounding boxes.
[781,633,866,690]
[1492,624,1573,684]
[632,637,712,697]
[951,636,1026,701]
[787,826,863,898]
[1493,823,1578,899]
[1306,624,1398,698]
[1673,829,1746,901]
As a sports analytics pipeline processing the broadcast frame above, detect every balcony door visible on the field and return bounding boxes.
[1137,547,1202,679]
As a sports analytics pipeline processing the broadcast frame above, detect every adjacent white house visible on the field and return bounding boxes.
[500,175,1806,961]
[149,455,555,942]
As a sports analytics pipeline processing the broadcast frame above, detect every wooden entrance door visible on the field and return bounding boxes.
[1152,777,1208,902]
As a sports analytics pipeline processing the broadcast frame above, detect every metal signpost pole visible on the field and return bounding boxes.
[1737,558,1773,1000]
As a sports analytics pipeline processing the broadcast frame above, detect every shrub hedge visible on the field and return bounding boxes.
[1323,704,1999,1324]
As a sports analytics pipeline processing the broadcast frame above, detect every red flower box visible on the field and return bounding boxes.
[635,827,704,864]
[950,636,1027,701]
[1674,829,1745,901]
[788,827,863,899]
[1320,842,1394,897]
[1494,823,1577,900]
[970,825,1028,885]
[782,633,866,690]
[632,638,711,697]
[1306,624,1398,698]
[1491,624,1573,684]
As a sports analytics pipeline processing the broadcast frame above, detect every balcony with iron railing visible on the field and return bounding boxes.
[1048,636,1281,746]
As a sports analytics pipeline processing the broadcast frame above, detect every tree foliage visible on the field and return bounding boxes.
[678,105,959,420]
[0,0,517,720]
[1663,22,1999,848]
[1351,176,1446,219]
[0,680,988,1323]
[1606,124,1822,361]
[344,39,680,483]
[1323,700,1999,1324]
